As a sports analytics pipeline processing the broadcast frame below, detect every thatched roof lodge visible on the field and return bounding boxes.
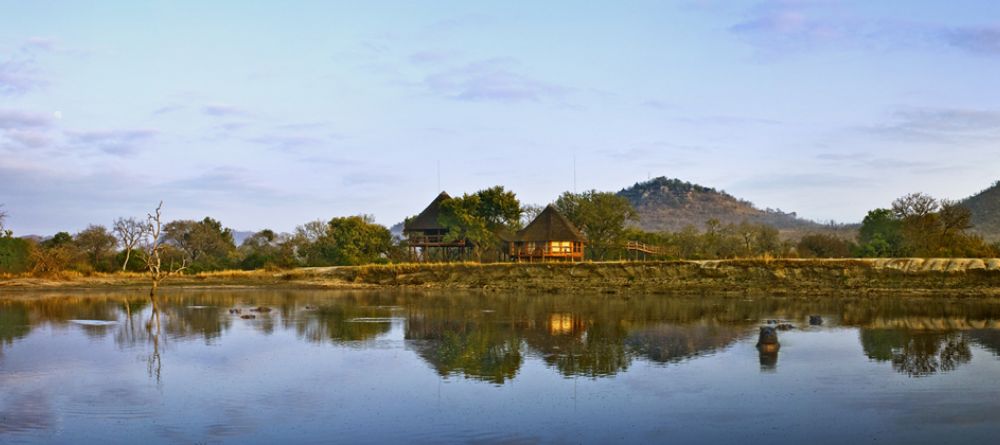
[509,205,586,261]
[404,192,469,260]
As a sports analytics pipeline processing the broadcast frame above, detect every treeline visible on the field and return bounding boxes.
[1,190,998,275]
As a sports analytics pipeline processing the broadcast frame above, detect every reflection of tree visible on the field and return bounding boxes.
[860,330,972,377]
[626,323,749,364]
[968,330,1000,357]
[0,304,31,357]
[407,313,523,384]
[296,302,393,343]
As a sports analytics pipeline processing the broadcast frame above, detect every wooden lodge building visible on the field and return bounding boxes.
[507,205,586,262]
[403,192,471,261]
[405,194,587,262]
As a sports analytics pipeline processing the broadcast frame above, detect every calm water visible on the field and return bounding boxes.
[3,290,1000,444]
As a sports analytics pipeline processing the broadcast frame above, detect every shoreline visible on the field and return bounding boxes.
[3,258,1000,297]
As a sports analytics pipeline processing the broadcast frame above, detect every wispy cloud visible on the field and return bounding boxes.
[861,107,1000,143]
[0,109,53,129]
[0,109,55,150]
[20,37,58,52]
[941,26,1000,56]
[408,49,461,65]
[202,103,251,117]
[65,128,158,156]
[0,58,44,95]
[423,58,571,103]
[248,134,328,153]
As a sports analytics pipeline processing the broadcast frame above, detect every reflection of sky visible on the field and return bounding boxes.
[2,297,1000,442]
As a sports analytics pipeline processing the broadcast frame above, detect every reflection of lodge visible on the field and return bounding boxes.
[507,205,586,262]
[404,192,471,262]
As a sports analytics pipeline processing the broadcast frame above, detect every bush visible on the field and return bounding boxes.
[0,237,32,273]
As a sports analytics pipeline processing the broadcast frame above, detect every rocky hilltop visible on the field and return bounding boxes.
[616,177,825,233]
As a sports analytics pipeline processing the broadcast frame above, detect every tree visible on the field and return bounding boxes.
[857,209,904,257]
[162,217,236,271]
[291,220,328,266]
[31,232,77,274]
[891,193,939,219]
[797,233,855,258]
[520,204,545,227]
[75,225,118,272]
[439,187,523,261]
[312,215,393,265]
[113,217,148,272]
[239,229,298,269]
[554,190,637,260]
[0,204,10,238]
[472,186,522,230]
[140,202,188,299]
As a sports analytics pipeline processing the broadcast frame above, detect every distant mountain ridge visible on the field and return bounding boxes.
[616,177,826,233]
[961,181,1000,241]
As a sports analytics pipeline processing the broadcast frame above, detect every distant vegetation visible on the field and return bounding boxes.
[1,182,999,277]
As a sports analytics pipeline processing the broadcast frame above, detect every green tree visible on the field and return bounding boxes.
[439,194,495,261]
[554,190,637,260]
[313,215,392,266]
[439,186,523,261]
[238,229,299,269]
[75,225,119,272]
[857,209,904,257]
[162,217,237,271]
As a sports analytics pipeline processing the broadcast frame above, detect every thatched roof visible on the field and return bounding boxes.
[516,205,586,242]
[404,192,451,232]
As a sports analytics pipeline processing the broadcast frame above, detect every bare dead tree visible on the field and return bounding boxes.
[139,201,188,302]
[0,204,10,237]
[113,216,149,272]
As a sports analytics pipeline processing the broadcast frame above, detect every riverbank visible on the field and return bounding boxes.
[3,258,1000,296]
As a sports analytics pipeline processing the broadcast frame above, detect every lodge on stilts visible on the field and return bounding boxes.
[403,192,471,262]
[507,205,586,262]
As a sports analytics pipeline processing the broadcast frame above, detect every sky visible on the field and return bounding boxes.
[2,0,1000,235]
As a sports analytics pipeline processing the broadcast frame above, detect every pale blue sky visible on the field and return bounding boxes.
[2,0,1000,235]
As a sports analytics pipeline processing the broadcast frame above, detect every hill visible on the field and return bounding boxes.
[616,177,829,234]
[961,181,1000,241]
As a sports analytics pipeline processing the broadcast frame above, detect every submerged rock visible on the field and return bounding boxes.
[809,315,823,326]
[240,314,256,320]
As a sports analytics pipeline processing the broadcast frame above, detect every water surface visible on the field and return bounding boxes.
[3,289,1000,444]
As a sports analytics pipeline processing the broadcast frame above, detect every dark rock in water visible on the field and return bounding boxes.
[809,315,823,326]
[250,306,272,313]
[240,314,256,320]
[766,319,777,325]
[757,326,780,346]
[776,323,795,331]
[229,308,241,314]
